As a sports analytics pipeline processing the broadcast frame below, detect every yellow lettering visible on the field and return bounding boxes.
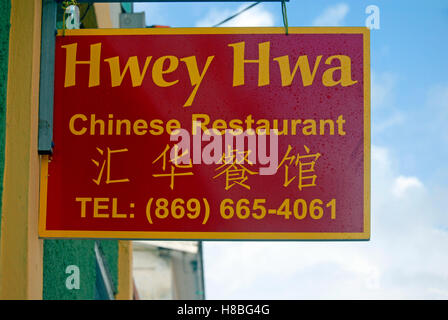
[62,43,101,87]
[302,119,317,135]
[291,119,302,135]
[322,55,357,87]
[69,114,87,135]
[133,119,148,135]
[319,119,335,135]
[90,114,104,135]
[192,114,210,135]
[116,119,131,135]
[94,198,109,218]
[229,119,243,132]
[152,55,179,87]
[255,119,270,135]
[272,119,289,135]
[274,55,322,86]
[181,56,214,107]
[111,198,126,218]
[337,115,346,135]
[149,119,164,135]
[166,119,181,135]
[76,197,92,218]
[244,114,254,131]
[105,56,152,87]
[212,119,228,134]
[228,41,270,87]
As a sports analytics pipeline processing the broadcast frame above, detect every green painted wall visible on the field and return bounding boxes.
[42,3,119,300]
[43,240,96,300]
[0,0,11,234]
[99,240,119,292]
[43,240,118,300]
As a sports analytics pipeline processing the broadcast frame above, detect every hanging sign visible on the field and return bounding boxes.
[39,27,370,240]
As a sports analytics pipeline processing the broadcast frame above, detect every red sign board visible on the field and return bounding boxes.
[39,27,370,240]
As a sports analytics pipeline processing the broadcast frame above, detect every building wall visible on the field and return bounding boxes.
[0,0,132,300]
[0,0,11,232]
[43,240,96,299]
[42,2,125,300]
[0,0,43,299]
[43,240,119,300]
[133,245,173,299]
[133,241,205,300]
[94,3,121,28]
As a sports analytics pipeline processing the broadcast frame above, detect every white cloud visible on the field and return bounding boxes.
[312,3,349,26]
[392,176,423,197]
[196,4,274,27]
[203,145,448,299]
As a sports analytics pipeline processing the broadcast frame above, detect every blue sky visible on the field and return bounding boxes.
[134,0,448,299]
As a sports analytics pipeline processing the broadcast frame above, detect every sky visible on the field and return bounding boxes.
[134,0,448,299]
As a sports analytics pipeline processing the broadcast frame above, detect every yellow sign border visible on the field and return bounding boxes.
[39,27,370,240]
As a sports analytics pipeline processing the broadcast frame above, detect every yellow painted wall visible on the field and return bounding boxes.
[94,3,122,28]
[0,0,43,299]
[116,241,133,300]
